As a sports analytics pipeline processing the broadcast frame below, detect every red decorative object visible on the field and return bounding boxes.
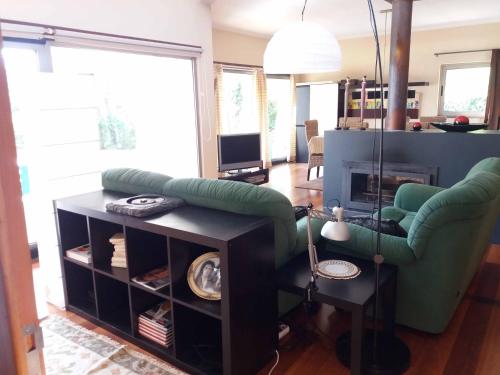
[454,116,470,125]
[412,122,422,131]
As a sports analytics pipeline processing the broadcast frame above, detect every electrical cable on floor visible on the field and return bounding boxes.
[268,350,280,375]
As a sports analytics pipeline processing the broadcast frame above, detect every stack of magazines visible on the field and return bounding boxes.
[132,265,170,291]
[138,302,173,347]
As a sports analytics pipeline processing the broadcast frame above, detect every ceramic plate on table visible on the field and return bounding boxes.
[431,122,488,132]
[317,260,361,280]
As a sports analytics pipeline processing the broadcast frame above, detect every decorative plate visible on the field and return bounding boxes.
[187,252,221,300]
[317,260,361,280]
[431,122,488,132]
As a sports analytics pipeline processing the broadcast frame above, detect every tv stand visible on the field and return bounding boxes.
[218,168,269,185]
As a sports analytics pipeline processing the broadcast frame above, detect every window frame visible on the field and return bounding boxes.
[438,62,490,118]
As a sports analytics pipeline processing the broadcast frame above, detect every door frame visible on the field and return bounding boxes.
[0,29,44,375]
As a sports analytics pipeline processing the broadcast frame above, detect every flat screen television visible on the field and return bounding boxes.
[218,133,262,172]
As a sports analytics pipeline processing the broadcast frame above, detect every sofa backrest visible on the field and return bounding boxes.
[163,178,297,268]
[102,168,172,195]
[465,157,500,178]
[408,171,500,258]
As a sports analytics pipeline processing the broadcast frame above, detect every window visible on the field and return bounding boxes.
[2,40,200,263]
[439,63,490,117]
[220,69,293,161]
[267,76,291,161]
[221,70,257,134]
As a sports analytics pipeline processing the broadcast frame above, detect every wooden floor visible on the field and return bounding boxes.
[41,163,500,375]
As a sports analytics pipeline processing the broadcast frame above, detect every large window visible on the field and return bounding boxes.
[221,70,257,134]
[439,63,490,117]
[267,76,291,161]
[2,41,200,308]
[221,69,292,161]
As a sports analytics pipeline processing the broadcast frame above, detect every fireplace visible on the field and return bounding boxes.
[341,161,438,212]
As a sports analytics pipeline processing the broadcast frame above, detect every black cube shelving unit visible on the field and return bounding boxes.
[55,190,276,375]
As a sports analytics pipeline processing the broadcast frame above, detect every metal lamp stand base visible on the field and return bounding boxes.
[336,329,410,375]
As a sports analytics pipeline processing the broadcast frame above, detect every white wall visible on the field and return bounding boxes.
[297,22,500,118]
[0,0,217,177]
[213,22,500,120]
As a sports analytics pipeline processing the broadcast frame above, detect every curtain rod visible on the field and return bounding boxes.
[0,18,201,50]
[213,60,263,69]
[434,49,493,57]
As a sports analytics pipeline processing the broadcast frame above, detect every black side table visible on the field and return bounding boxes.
[277,250,401,375]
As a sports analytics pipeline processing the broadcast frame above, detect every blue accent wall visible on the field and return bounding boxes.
[323,129,500,243]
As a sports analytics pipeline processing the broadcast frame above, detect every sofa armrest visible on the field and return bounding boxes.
[394,183,445,212]
[325,223,416,266]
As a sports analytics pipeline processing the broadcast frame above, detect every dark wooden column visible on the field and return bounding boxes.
[386,0,414,130]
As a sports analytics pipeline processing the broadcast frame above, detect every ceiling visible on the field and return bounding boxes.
[211,0,500,39]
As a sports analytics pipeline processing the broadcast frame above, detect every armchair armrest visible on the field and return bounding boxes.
[394,183,445,212]
[326,223,416,266]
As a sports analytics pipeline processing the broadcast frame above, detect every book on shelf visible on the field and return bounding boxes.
[111,259,128,268]
[65,244,91,264]
[131,265,170,291]
[109,232,124,244]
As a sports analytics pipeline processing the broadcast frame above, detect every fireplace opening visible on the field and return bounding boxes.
[342,161,438,212]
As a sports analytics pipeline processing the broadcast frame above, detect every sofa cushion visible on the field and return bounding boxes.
[102,168,172,195]
[381,206,415,234]
[163,178,298,268]
[399,212,416,233]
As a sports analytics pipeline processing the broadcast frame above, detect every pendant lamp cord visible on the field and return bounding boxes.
[301,0,308,21]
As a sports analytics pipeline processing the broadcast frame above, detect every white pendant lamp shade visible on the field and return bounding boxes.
[264,21,342,74]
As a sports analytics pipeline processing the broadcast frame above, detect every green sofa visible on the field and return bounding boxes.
[101,157,500,334]
[324,157,500,333]
[101,168,323,315]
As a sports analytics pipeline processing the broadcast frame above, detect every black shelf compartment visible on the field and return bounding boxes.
[174,303,222,375]
[169,238,221,319]
[57,209,89,257]
[64,260,96,316]
[130,286,174,355]
[126,227,169,296]
[95,273,132,334]
[89,218,128,282]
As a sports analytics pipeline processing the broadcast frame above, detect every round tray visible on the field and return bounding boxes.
[431,122,487,132]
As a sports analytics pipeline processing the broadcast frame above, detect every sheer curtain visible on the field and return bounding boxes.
[254,68,272,168]
[485,49,500,130]
[214,64,225,135]
[288,75,297,162]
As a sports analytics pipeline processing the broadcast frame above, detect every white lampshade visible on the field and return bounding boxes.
[264,21,342,74]
[321,220,350,241]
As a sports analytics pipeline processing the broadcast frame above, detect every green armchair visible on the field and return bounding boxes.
[324,157,500,333]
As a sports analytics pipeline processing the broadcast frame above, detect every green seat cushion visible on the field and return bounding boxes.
[102,168,172,195]
[399,212,416,233]
[380,206,409,222]
[380,206,415,233]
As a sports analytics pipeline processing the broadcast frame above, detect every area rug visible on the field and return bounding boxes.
[295,177,324,191]
[41,316,187,375]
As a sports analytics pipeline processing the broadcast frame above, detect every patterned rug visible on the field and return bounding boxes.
[295,177,323,191]
[41,316,187,375]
